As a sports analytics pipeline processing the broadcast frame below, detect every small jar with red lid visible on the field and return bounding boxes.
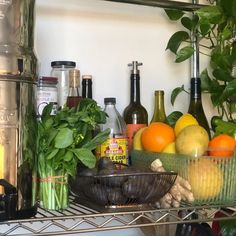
[37,76,58,117]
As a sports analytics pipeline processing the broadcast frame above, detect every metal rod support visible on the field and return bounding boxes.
[102,0,207,11]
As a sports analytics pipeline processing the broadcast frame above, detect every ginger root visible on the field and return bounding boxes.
[151,159,194,208]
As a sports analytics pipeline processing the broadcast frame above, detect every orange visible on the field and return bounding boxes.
[141,122,175,152]
[208,134,235,157]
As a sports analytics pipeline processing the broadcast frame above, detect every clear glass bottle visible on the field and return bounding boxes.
[123,61,148,153]
[82,75,93,99]
[51,61,76,108]
[188,78,211,138]
[96,98,128,166]
[151,90,167,123]
[37,76,58,117]
[66,69,82,108]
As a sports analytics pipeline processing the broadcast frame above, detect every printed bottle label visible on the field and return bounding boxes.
[127,124,146,151]
[96,137,128,166]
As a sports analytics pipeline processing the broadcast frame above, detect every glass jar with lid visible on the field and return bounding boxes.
[51,61,76,108]
[37,76,58,117]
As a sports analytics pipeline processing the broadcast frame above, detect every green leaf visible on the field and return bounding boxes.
[220,219,236,236]
[175,46,194,63]
[199,23,211,36]
[181,17,194,31]
[64,150,74,162]
[171,85,185,105]
[164,9,184,21]
[166,31,190,54]
[70,148,96,168]
[212,68,234,82]
[221,27,232,41]
[166,111,183,127]
[220,0,236,19]
[54,128,73,148]
[196,6,223,24]
[82,128,110,150]
[46,149,59,160]
[41,103,53,119]
[218,80,236,104]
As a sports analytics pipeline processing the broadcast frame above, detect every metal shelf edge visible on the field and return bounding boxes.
[102,0,208,11]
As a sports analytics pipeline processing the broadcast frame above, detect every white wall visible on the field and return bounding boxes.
[35,0,216,122]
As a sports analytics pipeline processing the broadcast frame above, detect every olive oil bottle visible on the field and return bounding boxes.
[123,61,148,153]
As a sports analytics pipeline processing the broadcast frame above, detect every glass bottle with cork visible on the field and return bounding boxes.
[96,97,128,166]
[66,69,82,108]
[151,90,167,123]
[123,61,148,153]
[82,75,93,99]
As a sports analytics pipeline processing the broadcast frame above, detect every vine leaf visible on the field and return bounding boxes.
[166,31,190,54]
[164,9,184,21]
[175,46,194,63]
[171,85,185,105]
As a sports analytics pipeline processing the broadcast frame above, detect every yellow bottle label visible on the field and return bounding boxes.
[96,138,128,165]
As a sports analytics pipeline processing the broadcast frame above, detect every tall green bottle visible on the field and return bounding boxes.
[123,61,148,153]
[188,78,211,138]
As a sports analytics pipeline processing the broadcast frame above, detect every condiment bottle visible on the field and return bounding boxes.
[37,76,58,117]
[123,61,148,153]
[188,78,211,138]
[151,90,167,123]
[96,97,128,166]
[66,69,81,108]
[51,61,76,108]
[82,75,93,99]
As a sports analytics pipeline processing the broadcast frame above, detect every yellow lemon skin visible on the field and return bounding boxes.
[162,142,176,154]
[133,127,147,150]
[175,125,209,157]
[174,113,198,136]
[188,158,223,200]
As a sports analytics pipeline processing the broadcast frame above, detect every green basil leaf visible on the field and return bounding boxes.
[46,149,59,160]
[55,128,73,148]
[175,46,194,63]
[64,150,74,162]
[41,103,53,119]
[166,111,183,127]
[171,85,185,105]
[82,128,110,150]
[70,148,96,168]
[164,9,184,21]
[196,6,223,24]
[166,31,190,54]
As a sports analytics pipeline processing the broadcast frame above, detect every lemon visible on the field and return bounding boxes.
[188,158,223,200]
[174,113,198,136]
[133,127,147,150]
[162,141,176,154]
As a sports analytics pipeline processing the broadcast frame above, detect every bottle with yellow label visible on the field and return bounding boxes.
[96,97,128,166]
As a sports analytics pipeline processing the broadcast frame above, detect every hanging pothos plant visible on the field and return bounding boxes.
[165,0,236,122]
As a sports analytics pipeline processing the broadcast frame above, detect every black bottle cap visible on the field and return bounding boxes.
[104,97,116,104]
[51,61,76,67]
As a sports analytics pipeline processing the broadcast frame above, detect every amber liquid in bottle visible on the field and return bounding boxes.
[123,61,148,154]
[67,69,82,108]
[151,90,167,123]
[188,78,211,138]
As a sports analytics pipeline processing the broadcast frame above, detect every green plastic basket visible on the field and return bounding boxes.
[131,149,236,205]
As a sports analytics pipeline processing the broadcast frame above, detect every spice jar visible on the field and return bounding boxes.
[37,76,58,117]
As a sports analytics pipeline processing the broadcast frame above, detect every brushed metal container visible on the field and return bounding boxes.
[0,0,37,219]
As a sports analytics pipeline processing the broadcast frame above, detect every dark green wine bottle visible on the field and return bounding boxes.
[188,78,211,138]
[151,90,167,123]
[123,61,148,153]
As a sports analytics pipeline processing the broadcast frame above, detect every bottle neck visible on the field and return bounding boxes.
[151,91,166,123]
[130,74,141,104]
[82,79,92,98]
[190,77,201,101]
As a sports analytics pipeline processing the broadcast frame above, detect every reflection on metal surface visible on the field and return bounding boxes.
[103,0,208,11]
